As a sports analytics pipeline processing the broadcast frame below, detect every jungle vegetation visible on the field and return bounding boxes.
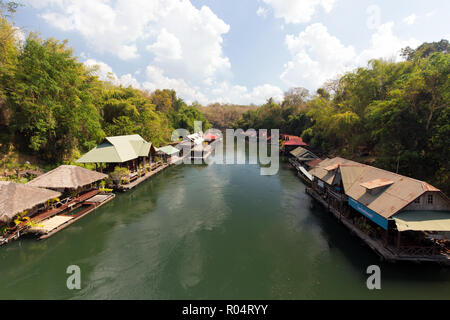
[229,40,449,193]
[0,5,210,168]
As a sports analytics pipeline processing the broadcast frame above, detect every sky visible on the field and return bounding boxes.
[13,0,450,105]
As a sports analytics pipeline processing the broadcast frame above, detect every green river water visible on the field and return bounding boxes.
[0,144,449,299]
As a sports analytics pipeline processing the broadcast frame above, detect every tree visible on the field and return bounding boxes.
[282,87,309,109]
[401,39,449,61]
[8,35,104,161]
[0,1,20,18]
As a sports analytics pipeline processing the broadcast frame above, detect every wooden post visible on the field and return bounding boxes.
[396,232,401,250]
[383,229,389,247]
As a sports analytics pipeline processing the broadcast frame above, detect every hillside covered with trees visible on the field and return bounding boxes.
[0,3,210,169]
[0,2,448,194]
[231,40,449,193]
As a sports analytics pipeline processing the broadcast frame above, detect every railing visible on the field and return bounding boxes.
[327,189,346,202]
[397,246,440,256]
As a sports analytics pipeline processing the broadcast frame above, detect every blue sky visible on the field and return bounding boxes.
[14,0,450,105]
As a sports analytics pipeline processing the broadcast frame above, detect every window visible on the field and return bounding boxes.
[427,195,433,205]
[414,197,420,204]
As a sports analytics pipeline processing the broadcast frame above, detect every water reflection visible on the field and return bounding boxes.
[0,145,449,300]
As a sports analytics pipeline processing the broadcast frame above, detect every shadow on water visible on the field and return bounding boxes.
[0,167,174,300]
[0,144,448,300]
[283,164,450,300]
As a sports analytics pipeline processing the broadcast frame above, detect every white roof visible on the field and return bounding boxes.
[187,133,204,145]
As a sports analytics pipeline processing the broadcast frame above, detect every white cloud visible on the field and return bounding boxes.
[13,27,26,44]
[143,66,209,104]
[26,0,240,103]
[84,59,141,89]
[256,6,269,19]
[357,22,421,63]
[403,14,417,25]
[281,23,356,89]
[260,0,337,24]
[25,0,287,105]
[26,0,231,85]
[281,22,420,91]
[146,29,183,61]
[209,82,283,105]
[143,66,283,105]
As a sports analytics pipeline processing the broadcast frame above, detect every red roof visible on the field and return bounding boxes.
[283,136,308,146]
[284,140,308,146]
[204,133,219,141]
[281,134,300,140]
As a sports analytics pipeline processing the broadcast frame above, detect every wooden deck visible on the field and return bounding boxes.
[28,193,115,240]
[32,190,101,223]
[306,188,450,265]
[117,163,169,192]
[0,190,103,246]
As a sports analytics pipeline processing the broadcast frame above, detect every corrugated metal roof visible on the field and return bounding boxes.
[331,159,446,219]
[158,146,180,156]
[129,140,152,157]
[290,147,317,160]
[305,158,324,168]
[77,135,151,163]
[76,142,123,163]
[360,179,394,190]
[324,164,339,171]
[308,157,360,185]
[284,140,308,146]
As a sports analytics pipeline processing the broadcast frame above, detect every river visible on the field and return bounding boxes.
[0,143,449,299]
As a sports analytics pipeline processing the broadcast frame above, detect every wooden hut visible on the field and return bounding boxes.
[280,135,308,153]
[24,166,115,240]
[0,181,61,226]
[157,146,181,164]
[308,157,450,263]
[27,165,107,196]
[76,135,157,173]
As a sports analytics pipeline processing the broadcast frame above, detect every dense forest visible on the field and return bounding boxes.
[0,4,210,168]
[230,40,449,194]
[197,104,258,129]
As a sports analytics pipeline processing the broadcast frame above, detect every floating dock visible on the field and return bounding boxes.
[117,163,169,192]
[28,193,115,240]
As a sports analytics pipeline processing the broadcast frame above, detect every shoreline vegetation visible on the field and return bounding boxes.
[0,5,211,182]
[201,41,449,195]
[0,2,448,197]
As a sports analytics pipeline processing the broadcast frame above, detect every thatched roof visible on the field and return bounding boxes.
[27,165,108,190]
[0,181,61,223]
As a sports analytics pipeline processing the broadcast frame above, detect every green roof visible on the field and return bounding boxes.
[157,146,180,156]
[77,135,152,163]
